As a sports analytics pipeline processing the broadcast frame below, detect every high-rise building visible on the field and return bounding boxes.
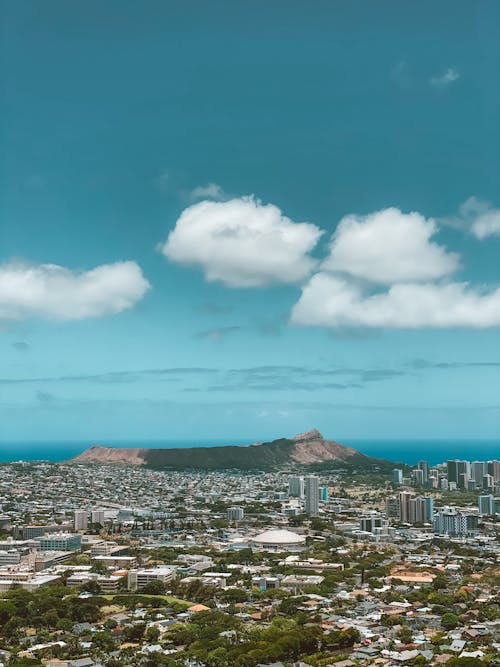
[417,460,429,484]
[227,506,244,521]
[319,486,328,502]
[482,474,494,491]
[74,510,88,531]
[305,475,319,517]
[423,496,434,522]
[447,460,470,488]
[487,460,500,482]
[413,469,424,487]
[288,476,305,498]
[398,491,413,523]
[427,469,439,489]
[360,515,383,532]
[472,461,487,483]
[478,495,494,516]
[400,495,434,524]
[433,507,478,536]
[392,469,403,485]
[458,472,470,490]
[447,460,459,484]
[386,496,399,518]
[91,509,105,526]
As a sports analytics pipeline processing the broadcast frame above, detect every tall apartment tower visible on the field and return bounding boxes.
[305,475,319,517]
[91,509,105,526]
[478,495,494,516]
[447,460,470,488]
[417,460,429,484]
[398,491,413,523]
[413,469,425,487]
[487,460,500,482]
[482,474,494,491]
[288,476,305,498]
[392,469,403,485]
[447,460,459,484]
[74,510,88,531]
[472,461,487,483]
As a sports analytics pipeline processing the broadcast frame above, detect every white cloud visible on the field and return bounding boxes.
[161,196,323,287]
[0,261,150,321]
[189,182,228,202]
[291,273,500,329]
[455,196,500,239]
[322,207,459,284]
[430,67,460,87]
[156,170,173,192]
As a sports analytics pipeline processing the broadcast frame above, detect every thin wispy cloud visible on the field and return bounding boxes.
[411,359,500,370]
[429,67,460,87]
[441,196,500,239]
[0,367,218,385]
[189,182,228,202]
[155,169,175,192]
[391,60,413,89]
[194,326,242,342]
[198,303,233,316]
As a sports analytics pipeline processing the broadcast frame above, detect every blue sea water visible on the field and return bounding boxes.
[0,439,498,465]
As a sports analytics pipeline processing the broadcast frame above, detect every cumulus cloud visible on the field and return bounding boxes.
[430,67,460,87]
[189,182,228,202]
[0,261,150,321]
[322,208,459,284]
[161,196,323,287]
[453,196,500,239]
[291,273,500,329]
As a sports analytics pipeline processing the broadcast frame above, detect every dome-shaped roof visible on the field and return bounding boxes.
[252,529,306,545]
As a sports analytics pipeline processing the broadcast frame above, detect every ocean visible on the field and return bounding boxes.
[0,439,497,466]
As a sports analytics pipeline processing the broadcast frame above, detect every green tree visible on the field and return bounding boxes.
[146,626,161,643]
[441,612,460,630]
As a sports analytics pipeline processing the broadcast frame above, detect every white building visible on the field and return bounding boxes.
[433,506,479,536]
[252,529,306,552]
[74,510,88,531]
[227,506,244,521]
[288,476,304,498]
[128,566,176,591]
[91,509,105,526]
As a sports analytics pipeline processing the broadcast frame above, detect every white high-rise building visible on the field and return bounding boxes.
[74,509,88,531]
[227,506,244,521]
[305,475,319,517]
[91,509,105,526]
[433,507,479,536]
[288,476,304,498]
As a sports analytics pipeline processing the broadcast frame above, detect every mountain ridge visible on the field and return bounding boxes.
[69,429,384,470]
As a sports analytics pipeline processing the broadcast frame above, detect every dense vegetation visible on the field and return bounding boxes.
[145,438,297,470]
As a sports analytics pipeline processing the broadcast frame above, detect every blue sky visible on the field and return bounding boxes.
[1,0,500,443]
